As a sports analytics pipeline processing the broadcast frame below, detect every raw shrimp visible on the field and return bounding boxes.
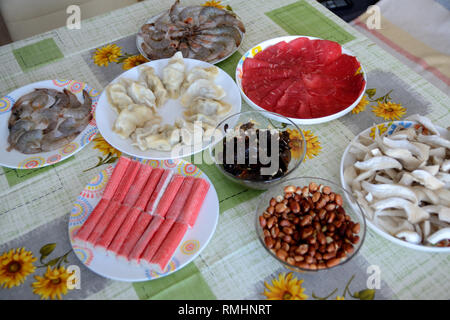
[14,129,43,154]
[139,0,244,63]
[7,87,92,154]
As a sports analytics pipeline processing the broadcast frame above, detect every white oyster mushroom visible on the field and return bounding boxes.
[376,209,406,218]
[421,220,431,238]
[417,134,450,149]
[361,181,418,203]
[374,174,394,184]
[390,127,417,141]
[354,156,402,171]
[421,165,440,176]
[384,148,421,171]
[412,186,440,205]
[344,165,361,191]
[355,170,376,182]
[395,230,422,244]
[374,215,414,235]
[441,160,450,172]
[438,207,450,223]
[436,172,450,188]
[398,172,415,186]
[354,190,374,220]
[371,197,429,224]
[436,188,450,206]
[382,137,424,158]
[427,228,450,244]
[411,169,445,190]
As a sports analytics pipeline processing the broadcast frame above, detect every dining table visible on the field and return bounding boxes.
[0,0,449,300]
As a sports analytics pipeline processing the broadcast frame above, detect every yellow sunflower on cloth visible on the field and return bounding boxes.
[0,248,37,288]
[264,272,308,300]
[93,44,122,67]
[32,266,73,300]
[202,0,225,9]
[93,134,121,158]
[122,54,148,70]
[352,95,369,114]
[288,128,321,161]
[371,101,406,121]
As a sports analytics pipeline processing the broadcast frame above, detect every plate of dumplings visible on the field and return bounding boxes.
[96,52,241,159]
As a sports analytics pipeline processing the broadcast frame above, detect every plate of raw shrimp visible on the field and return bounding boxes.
[136,0,245,64]
[0,79,100,169]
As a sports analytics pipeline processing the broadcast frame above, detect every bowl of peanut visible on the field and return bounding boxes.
[256,177,366,272]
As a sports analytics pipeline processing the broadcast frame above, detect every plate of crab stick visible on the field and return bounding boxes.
[68,156,219,281]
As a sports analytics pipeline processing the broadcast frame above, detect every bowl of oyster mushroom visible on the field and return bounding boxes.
[340,114,450,252]
[95,52,241,160]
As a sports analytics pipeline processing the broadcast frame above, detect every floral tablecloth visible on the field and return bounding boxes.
[0,0,449,300]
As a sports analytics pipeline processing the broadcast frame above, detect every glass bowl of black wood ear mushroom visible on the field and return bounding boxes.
[209,110,306,190]
[256,177,366,272]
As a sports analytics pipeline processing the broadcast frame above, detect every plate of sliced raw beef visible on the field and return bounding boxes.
[236,36,367,125]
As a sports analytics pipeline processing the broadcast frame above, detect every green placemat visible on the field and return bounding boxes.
[13,38,64,72]
[265,0,355,44]
[133,262,216,300]
[2,156,74,187]
[216,51,242,80]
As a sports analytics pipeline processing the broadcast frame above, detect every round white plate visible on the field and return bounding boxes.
[136,8,245,64]
[96,59,242,160]
[68,158,220,281]
[340,120,450,253]
[0,80,99,169]
[235,35,367,125]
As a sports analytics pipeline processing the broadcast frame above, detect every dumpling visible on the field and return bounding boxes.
[139,66,167,107]
[180,79,225,107]
[107,83,133,113]
[113,104,154,139]
[131,117,162,150]
[162,52,185,99]
[181,66,219,92]
[120,79,156,110]
[185,97,231,117]
[141,135,172,151]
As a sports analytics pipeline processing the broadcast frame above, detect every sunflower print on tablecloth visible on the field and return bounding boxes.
[92,44,122,67]
[352,95,369,114]
[263,272,308,300]
[353,88,406,121]
[288,128,322,161]
[85,133,121,172]
[32,266,73,300]
[92,44,148,70]
[122,54,149,70]
[0,248,36,288]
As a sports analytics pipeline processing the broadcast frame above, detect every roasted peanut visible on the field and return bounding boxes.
[279,219,291,227]
[289,201,300,213]
[309,182,318,192]
[264,236,274,248]
[276,249,288,261]
[282,226,294,235]
[322,186,331,195]
[312,191,321,203]
[326,258,341,268]
[259,216,267,228]
[267,216,276,229]
[275,203,287,213]
[335,194,343,206]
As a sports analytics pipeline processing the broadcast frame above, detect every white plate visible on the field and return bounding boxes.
[136,8,245,64]
[68,158,220,281]
[96,59,242,160]
[340,120,450,253]
[0,80,99,169]
[235,35,367,125]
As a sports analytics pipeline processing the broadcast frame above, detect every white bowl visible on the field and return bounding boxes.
[96,59,242,160]
[235,35,367,125]
[340,120,450,253]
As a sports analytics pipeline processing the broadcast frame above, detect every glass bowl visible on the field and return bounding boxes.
[255,177,366,272]
[209,110,306,190]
